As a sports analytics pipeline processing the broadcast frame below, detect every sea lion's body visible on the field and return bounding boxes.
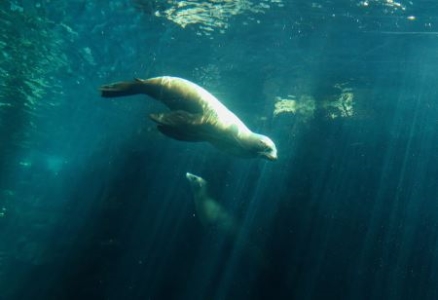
[100,76,277,160]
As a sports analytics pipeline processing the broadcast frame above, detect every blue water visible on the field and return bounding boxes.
[1,0,438,299]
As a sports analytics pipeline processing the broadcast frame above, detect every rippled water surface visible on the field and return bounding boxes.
[1,1,438,299]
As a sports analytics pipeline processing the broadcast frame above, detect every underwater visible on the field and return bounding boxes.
[1,0,438,299]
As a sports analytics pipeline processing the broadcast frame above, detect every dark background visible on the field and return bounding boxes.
[1,0,438,299]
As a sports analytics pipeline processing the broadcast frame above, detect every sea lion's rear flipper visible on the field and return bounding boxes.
[100,77,205,113]
[150,111,206,142]
[100,79,144,98]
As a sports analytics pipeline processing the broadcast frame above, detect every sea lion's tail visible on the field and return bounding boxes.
[100,78,145,98]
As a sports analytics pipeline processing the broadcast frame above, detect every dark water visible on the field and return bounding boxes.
[1,0,438,299]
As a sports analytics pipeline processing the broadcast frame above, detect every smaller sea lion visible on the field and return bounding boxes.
[186,172,237,233]
[100,76,277,160]
[185,172,269,269]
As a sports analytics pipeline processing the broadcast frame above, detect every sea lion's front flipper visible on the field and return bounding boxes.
[150,111,207,141]
[100,79,144,98]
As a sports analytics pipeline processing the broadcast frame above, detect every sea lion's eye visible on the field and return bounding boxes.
[259,140,270,150]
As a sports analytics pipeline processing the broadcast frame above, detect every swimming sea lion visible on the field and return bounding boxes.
[186,172,237,233]
[100,76,277,160]
[185,172,269,269]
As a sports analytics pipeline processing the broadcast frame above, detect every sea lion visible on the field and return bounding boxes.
[100,76,277,160]
[185,172,269,268]
[186,172,237,233]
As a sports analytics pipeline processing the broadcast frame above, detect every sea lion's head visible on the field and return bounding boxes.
[186,172,207,190]
[246,133,278,161]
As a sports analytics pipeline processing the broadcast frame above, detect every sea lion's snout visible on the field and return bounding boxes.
[254,135,277,161]
[260,149,277,161]
[264,151,278,161]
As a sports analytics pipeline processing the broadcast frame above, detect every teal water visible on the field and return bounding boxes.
[1,1,438,299]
